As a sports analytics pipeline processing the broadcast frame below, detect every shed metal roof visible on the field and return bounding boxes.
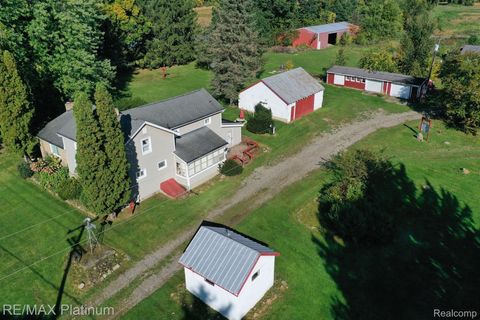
[179,225,277,295]
[303,21,351,34]
[461,45,480,55]
[327,65,426,86]
[174,127,228,163]
[261,67,324,104]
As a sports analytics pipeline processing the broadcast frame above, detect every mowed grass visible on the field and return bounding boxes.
[123,120,480,320]
[433,4,480,46]
[0,152,86,305]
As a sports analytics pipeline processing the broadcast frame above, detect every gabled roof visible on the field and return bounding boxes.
[37,110,74,148]
[174,127,228,163]
[327,65,426,86]
[461,45,480,55]
[179,225,278,296]
[37,89,224,143]
[261,67,324,104]
[303,21,352,34]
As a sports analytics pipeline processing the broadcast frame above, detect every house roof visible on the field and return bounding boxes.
[303,21,351,34]
[261,67,324,104]
[37,89,224,144]
[37,110,74,148]
[174,127,228,163]
[461,45,480,55]
[179,225,278,296]
[327,65,426,86]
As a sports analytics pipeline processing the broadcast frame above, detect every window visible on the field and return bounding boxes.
[252,270,260,281]
[136,168,147,180]
[50,144,60,157]
[157,160,167,170]
[346,76,351,81]
[205,278,215,286]
[204,117,211,125]
[187,149,225,176]
[141,137,152,155]
[176,162,186,177]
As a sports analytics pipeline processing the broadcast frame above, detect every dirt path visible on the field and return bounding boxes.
[91,110,421,317]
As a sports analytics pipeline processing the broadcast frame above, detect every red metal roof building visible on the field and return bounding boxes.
[292,22,358,50]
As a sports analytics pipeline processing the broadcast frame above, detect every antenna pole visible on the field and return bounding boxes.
[84,218,98,254]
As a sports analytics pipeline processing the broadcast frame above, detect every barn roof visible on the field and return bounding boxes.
[261,67,324,104]
[179,225,278,296]
[174,127,228,163]
[303,21,351,34]
[461,45,480,55]
[327,65,426,86]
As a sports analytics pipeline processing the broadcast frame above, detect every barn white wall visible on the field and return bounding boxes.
[239,82,291,123]
[184,255,275,320]
[314,91,324,110]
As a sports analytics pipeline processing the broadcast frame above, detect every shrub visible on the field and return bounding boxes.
[219,159,243,176]
[467,35,479,45]
[18,162,33,179]
[246,103,274,134]
[37,167,69,193]
[57,178,82,200]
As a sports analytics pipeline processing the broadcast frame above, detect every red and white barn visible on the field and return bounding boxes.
[292,22,358,50]
[179,224,279,320]
[327,66,427,100]
[239,67,325,123]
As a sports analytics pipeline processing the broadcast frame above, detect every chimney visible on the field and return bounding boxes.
[65,101,74,111]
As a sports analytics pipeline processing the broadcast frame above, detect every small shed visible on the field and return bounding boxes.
[179,224,279,320]
[239,67,325,123]
[292,21,358,50]
[460,45,480,55]
[326,65,427,100]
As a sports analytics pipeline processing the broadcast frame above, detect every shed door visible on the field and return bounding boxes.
[294,95,315,120]
[365,80,383,93]
[390,84,411,99]
[334,74,345,85]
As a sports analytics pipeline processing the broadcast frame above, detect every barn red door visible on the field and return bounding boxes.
[294,95,315,120]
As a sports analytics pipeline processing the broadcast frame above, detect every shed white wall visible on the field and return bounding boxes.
[314,91,324,110]
[62,137,77,176]
[239,82,291,123]
[184,255,275,320]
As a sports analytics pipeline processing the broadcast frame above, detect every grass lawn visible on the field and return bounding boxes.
[432,4,480,47]
[0,152,87,305]
[122,120,480,319]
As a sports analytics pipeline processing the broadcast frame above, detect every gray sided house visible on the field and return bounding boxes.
[37,89,244,200]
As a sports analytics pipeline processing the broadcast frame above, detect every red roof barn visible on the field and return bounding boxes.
[292,22,358,50]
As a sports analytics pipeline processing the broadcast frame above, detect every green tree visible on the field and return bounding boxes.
[355,0,403,41]
[335,48,347,65]
[74,92,107,214]
[398,0,434,76]
[94,84,131,213]
[138,0,197,68]
[103,0,151,69]
[359,48,399,72]
[0,51,34,153]
[28,0,115,100]
[246,103,274,134]
[209,0,262,103]
[254,0,297,45]
[440,51,480,134]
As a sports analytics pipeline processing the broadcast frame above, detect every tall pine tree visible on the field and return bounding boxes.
[74,92,107,214]
[209,0,262,103]
[138,0,197,68]
[0,50,34,153]
[95,84,131,213]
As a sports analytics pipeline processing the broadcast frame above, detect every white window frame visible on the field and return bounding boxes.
[157,160,167,170]
[141,137,152,155]
[50,143,60,157]
[136,168,147,180]
[204,117,211,125]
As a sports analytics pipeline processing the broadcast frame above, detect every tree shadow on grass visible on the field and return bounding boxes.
[313,164,480,320]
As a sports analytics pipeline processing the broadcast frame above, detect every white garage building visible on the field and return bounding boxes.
[239,67,325,123]
[179,224,280,320]
[327,65,427,100]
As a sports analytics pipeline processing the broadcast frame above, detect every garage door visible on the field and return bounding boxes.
[334,74,345,85]
[390,84,411,99]
[365,80,383,93]
[293,95,315,120]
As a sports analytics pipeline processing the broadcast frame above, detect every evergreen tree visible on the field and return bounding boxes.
[0,51,34,153]
[95,84,131,213]
[74,92,107,214]
[355,0,403,41]
[399,0,434,76]
[335,48,347,66]
[209,0,262,103]
[254,0,297,45]
[138,0,197,68]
